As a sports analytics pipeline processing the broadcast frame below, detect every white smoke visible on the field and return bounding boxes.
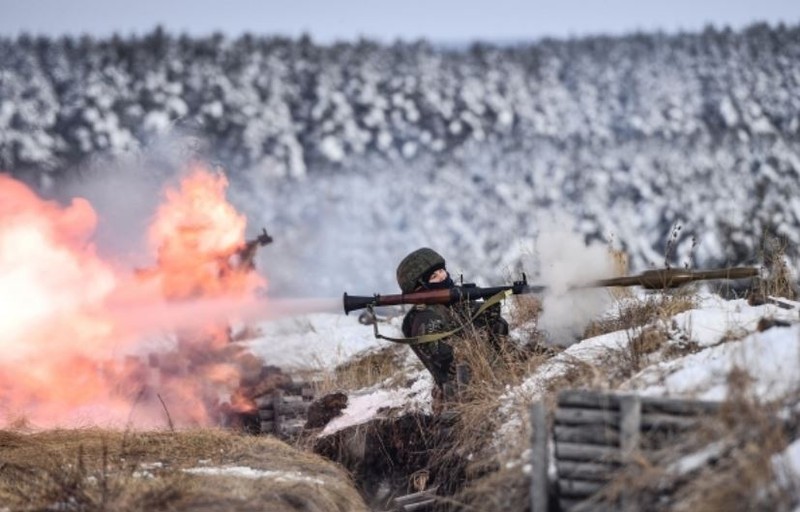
[525,217,618,346]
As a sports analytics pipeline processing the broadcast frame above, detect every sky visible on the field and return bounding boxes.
[1,0,799,43]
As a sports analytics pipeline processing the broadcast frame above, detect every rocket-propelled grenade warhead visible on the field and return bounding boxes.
[584,266,759,290]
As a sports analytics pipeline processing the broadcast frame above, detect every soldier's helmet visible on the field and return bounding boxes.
[396,247,446,293]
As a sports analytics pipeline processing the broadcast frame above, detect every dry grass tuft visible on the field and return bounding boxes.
[584,290,696,339]
[544,356,606,393]
[750,235,798,302]
[507,293,543,330]
[453,456,531,512]
[620,324,670,373]
[0,428,367,512]
[632,325,669,355]
[576,290,697,385]
[662,338,701,359]
[315,344,408,396]
[416,325,553,508]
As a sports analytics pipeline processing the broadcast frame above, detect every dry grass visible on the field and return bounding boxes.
[452,454,531,512]
[749,235,798,302]
[507,293,543,330]
[0,428,367,512]
[662,337,702,359]
[584,289,696,339]
[577,289,698,385]
[447,307,553,417]
[612,324,671,378]
[419,325,552,509]
[314,344,408,396]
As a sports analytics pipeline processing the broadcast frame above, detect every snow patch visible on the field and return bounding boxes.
[184,466,325,484]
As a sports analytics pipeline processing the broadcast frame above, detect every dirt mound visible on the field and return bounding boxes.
[0,428,366,512]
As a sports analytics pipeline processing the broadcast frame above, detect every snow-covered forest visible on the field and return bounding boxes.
[2,23,799,295]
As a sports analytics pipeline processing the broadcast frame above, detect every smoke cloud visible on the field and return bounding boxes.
[525,217,618,346]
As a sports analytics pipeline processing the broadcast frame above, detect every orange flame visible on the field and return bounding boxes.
[0,166,267,428]
[145,168,264,299]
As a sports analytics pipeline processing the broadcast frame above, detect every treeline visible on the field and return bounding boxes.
[1,24,798,180]
[2,24,800,287]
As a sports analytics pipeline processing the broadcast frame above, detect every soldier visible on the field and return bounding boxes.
[396,248,509,413]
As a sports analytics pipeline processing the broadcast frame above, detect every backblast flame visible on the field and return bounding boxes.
[0,166,267,428]
[145,168,264,299]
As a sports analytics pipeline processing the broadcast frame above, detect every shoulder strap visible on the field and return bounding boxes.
[371,290,511,345]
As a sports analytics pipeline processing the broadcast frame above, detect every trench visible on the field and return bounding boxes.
[223,367,473,510]
[312,412,469,511]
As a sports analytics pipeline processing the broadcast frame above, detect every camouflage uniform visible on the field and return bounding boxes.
[402,303,459,389]
[397,248,510,411]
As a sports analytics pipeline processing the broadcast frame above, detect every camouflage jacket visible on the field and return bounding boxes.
[401,300,509,387]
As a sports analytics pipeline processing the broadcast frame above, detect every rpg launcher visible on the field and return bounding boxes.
[343,276,542,315]
[342,267,760,315]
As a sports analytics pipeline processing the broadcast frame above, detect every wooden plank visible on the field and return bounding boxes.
[555,425,620,445]
[276,400,310,416]
[282,423,304,437]
[640,412,699,430]
[403,500,436,511]
[567,498,615,512]
[556,461,617,481]
[554,408,620,426]
[254,396,274,408]
[284,381,308,394]
[559,390,720,417]
[260,420,274,433]
[558,478,606,498]
[559,498,586,512]
[530,402,549,512]
[394,488,439,505]
[619,395,641,456]
[558,389,621,410]
[272,390,283,435]
[556,443,621,463]
[641,397,720,416]
[258,409,275,420]
[619,395,640,512]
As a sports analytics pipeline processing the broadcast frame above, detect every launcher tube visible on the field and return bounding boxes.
[343,282,546,315]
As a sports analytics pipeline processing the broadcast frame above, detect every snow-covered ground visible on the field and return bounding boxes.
[245,312,395,370]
